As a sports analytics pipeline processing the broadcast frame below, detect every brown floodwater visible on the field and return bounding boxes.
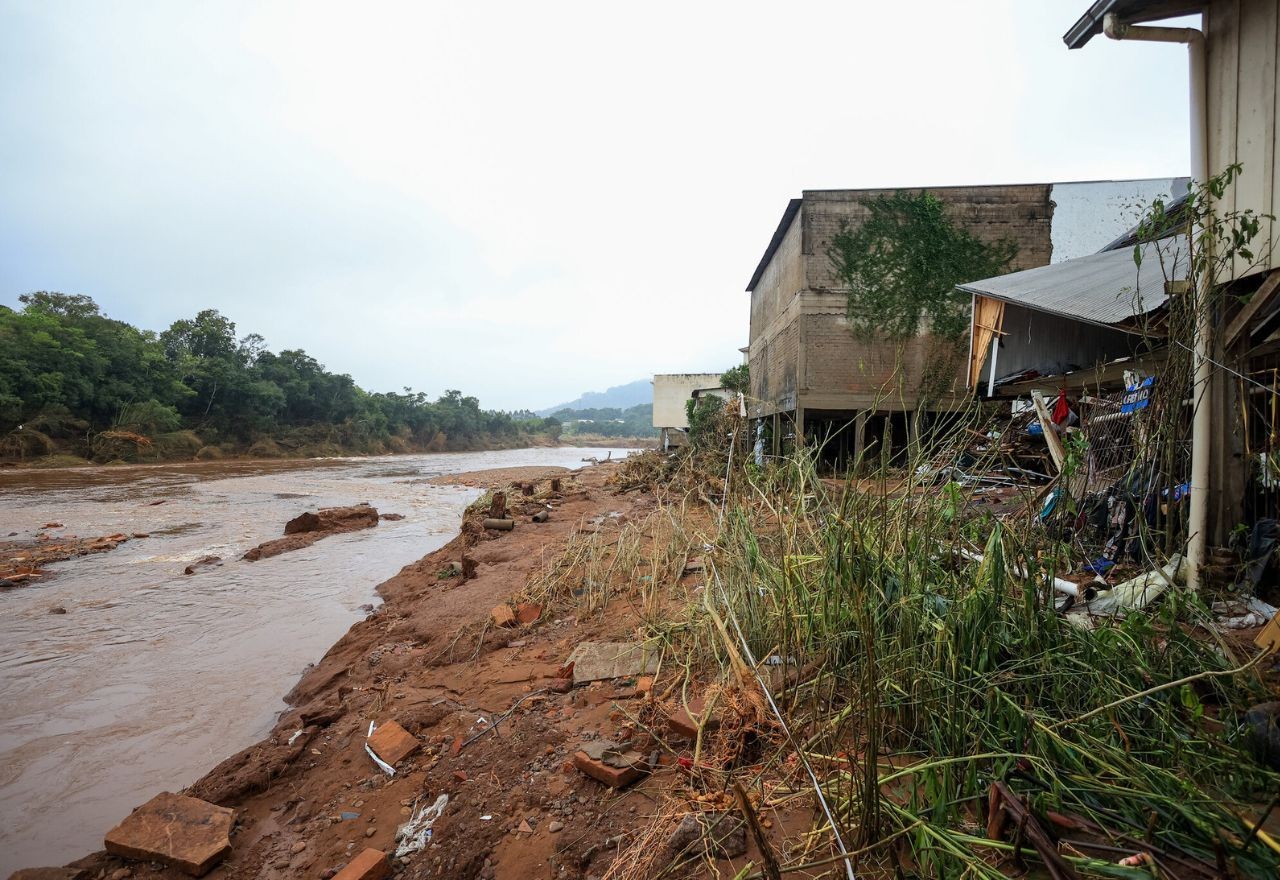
[0,447,633,875]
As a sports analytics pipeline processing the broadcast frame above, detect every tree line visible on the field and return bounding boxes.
[0,292,560,462]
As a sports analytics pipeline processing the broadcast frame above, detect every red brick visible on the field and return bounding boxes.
[332,848,390,880]
[668,699,719,740]
[366,721,419,766]
[549,677,573,693]
[103,792,232,877]
[491,605,516,627]
[573,747,648,788]
[515,602,542,624]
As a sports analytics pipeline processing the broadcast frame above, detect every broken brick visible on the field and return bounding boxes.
[634,675,654,697]
[668,699,719,740]
[103,792,232,877]
[366,721,419,767]
[515,602,542,625]
[549,677,573,693]
[573,741,648,789]
[332,848,391,880]
[491,605,516,627]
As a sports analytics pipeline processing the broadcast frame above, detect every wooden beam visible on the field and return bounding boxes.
[1031,390,1066,473]
[1224,269,1280,348]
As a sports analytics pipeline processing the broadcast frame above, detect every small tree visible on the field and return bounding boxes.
[720,364,749,395]
[828,191,1018,340]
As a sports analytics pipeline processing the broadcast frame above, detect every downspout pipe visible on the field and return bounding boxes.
[1104,12,1211,591]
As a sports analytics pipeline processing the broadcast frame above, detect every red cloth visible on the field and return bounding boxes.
[1052,390,1070,425]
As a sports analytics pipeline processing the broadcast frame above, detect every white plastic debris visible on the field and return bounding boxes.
[395,793,448,858]
[365,721,396,777]
[286,729,304,746]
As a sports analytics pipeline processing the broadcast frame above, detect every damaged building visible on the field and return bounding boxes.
[746,178,1186,464]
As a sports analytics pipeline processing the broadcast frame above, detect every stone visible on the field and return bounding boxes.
[366,721,419,767]
[515,603,543,625]
[664,812,746,862]
[331,848,391,880]
[103,791,233,877]
[566,641,660,683]
[573,740,648,789]
[518,819,533,833]
[548,820,564,833]
[290,841,307,854]
[549,677,573,693]
[634,675,654,697]
[491,605,516,628]
[1244,701,1280,771]
[683,558,706,574]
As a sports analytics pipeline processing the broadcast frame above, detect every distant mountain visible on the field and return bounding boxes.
[537,379,651,416]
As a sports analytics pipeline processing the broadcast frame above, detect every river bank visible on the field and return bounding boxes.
[32,457,726,880]
[0,448,640,878]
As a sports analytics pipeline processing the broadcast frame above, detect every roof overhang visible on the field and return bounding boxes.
[1064,0,1204,49]
[960,234,1187,331]
[746,198,802,292]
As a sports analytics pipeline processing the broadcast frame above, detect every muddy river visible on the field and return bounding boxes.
[0,447,633,875]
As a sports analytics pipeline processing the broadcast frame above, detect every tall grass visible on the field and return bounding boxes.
[707,424,1280,877]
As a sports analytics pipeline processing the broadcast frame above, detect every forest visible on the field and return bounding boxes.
[0,292,561,463]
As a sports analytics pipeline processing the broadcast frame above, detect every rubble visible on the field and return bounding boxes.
[663,812,747,862]
[365,720,419,767]
[243,504,379,561]
[330,848,390,880]
[573,740,649,788]
[102,792,232,877]
[566,640,659,683]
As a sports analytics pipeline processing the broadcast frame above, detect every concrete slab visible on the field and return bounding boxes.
[103,792,233,877]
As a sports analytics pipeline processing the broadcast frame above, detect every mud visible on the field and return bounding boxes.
[242,504,382,562]
[57,462,681,880]
[0,447,639,877]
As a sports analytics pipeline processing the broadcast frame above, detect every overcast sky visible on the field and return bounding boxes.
[1,1,1194,411]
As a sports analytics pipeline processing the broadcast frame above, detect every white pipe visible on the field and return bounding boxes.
[987,334,999,398]
[955,547,1090,598]
[1104,12,1210,592]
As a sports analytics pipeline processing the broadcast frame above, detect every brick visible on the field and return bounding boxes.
[668,699,719,740]
[366,721,419,766]
[332,848,390,880]
[103,792,232,877]
[549,677,573,693]
[491,604,516,627]
[573,746,645,793]
[634,675,654,697]
[515,602,542,625]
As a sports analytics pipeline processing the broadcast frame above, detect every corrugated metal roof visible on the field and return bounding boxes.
[958,235,1187,328]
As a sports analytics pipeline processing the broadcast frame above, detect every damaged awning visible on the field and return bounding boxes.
[961,234,1186,328]
[962,235,1186,387]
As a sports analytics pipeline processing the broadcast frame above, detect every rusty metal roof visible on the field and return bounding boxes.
[958,235,1187,329]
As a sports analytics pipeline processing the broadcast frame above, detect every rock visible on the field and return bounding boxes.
[518,819,534,833]
[49,605,67,614]
[284,512,322,533]
[549,677,573,693]
[8,870,84,880]
[365,827,376,838]
[549,820,564,833]
[103,791,233,877]
[567,641,660,683]
[683,557,706,574]
[1245,701,1280,771]
[634,675,654,697]
[367,721,419,767]
[573,740,649,789]
[332,849,391,880]
[183,555,222,575]
[109,870,132,880]
[379,513,405,521]
[290,841,307,854]
[664,812,747,863]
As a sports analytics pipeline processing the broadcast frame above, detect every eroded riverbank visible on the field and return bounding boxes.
[0,448,633,876]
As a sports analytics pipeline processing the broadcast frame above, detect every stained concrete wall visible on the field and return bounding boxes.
[652,373,724,428]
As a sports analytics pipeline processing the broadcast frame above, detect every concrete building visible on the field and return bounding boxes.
[746,179,1185,462]
[652,373,723,449]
